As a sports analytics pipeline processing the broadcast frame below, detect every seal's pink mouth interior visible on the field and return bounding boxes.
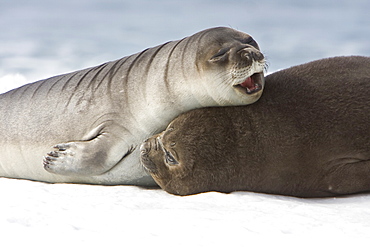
[237,73,263,94]
[240,76,254,89]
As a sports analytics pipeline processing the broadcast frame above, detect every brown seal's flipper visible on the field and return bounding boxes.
[319,158,370,196]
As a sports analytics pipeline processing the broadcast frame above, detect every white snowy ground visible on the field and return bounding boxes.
[1,0,370,245]
[2,177,370,246]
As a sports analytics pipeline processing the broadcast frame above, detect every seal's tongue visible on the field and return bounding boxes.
[239,76,257,92]
[240,77,253,88]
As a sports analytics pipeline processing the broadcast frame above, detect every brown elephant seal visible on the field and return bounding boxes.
[140,56,370,196]
[0,27,265,186]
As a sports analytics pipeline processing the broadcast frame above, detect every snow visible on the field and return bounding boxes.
[2,178,370,246]
[1,0,370,245]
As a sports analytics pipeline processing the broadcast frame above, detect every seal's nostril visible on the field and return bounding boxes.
[241,49,264,62]
[140,140,153,154]
[252,51,264,61]
[241,52,253,65]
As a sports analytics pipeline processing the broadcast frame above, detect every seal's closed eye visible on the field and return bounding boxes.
[209,48,229,62]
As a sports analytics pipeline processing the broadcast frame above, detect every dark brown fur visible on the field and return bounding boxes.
[140,56,370,197]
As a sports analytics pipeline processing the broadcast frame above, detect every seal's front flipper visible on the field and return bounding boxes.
[321,158,370,196]
[43,130,134,176]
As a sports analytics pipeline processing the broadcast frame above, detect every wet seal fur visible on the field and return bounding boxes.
[0,27,265,186]
[141,56,370,197]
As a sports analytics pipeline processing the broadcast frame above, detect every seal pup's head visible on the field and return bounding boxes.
[176,27,266,106]
[140,130,197,195]
[140,107,247,195]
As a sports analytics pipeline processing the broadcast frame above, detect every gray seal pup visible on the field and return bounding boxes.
[0,27,265,186]
[140,56,370,196]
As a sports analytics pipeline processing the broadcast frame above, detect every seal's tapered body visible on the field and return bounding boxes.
[0,27,265,185]
[141,56,370,196]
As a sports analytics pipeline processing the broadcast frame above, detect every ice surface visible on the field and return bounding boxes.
[1,0,370,244]
[1,178,370,245]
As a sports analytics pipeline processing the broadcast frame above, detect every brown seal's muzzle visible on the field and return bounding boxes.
[140,139,158,174]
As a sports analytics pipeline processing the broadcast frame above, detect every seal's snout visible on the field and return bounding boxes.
[140,140,150,155]
[140,140,159,174]
[239,47,265,64]
[231,47,265,95]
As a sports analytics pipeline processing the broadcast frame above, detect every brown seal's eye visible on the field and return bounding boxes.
[165,150,179,166]
[165,154,178,166]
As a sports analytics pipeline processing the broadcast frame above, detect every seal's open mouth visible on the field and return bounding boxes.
[234,72,264,94]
